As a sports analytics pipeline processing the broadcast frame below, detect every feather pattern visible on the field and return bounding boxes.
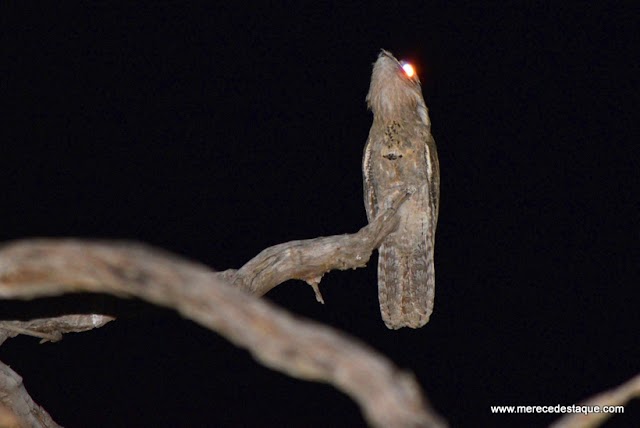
[363,50,440,329]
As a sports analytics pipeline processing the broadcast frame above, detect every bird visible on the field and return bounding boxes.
[363,49,440,329]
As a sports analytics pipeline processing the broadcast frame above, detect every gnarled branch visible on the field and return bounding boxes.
[0,190,447,427]
[218,188,410,295]
[0,314,115,345]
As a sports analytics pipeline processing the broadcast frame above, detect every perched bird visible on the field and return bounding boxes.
[363,50,440,329]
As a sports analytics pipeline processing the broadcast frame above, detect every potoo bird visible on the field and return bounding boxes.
[363,50,440,329]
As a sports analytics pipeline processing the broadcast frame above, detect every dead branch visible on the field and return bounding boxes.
[549,373,640,428]
[0,314,115,345]
[0,316,114,427]
[0,191,446,427]
[0,361,61,428]
[218,188,410,296]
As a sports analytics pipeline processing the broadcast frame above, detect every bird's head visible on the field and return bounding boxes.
[366,49,429,126]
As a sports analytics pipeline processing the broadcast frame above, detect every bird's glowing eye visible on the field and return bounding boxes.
[401,62,415,78]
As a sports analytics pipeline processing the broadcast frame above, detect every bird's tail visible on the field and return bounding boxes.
[377,240,435,329]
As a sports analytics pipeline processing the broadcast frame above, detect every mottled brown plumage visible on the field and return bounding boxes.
[363,50,440,329]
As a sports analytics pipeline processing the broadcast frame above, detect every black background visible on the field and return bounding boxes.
[1,3,638,427]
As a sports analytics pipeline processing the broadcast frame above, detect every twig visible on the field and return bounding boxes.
[549,373,640,428]
[0,314,115,345]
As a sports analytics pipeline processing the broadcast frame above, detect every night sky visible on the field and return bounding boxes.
[2,3,638,427]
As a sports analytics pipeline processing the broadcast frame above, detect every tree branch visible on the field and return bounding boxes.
[0,361,61,428]
[0,190,447,427]
[218,188,409,295]
[0,314,115,345]
[550,373,640,428]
